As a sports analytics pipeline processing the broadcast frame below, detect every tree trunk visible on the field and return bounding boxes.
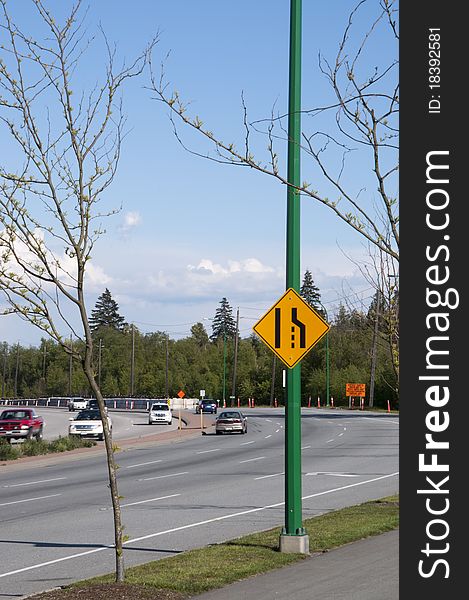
[83,347,125,581]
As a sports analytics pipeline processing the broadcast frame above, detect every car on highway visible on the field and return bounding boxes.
[215,410,247,435]
[148,402,172,425]
[68,409,112,441]
[196,399,218,414]
[87,398,108,413]
[0,407,44,442]
[68,397,88,411]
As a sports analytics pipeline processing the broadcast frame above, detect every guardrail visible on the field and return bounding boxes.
[0,397,199,410]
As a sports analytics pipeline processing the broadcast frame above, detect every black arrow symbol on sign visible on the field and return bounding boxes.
[291,308,306,348]
[274,307,306,349]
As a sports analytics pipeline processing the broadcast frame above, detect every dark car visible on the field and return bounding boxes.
[215,410,247,435]
[87,398,108,413]
[196,399,218,414]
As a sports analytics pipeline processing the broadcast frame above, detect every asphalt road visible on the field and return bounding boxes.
[2,406,181,442]
[0,408,399,599]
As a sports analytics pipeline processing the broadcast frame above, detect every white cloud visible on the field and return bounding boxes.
[187,257,275,277]
[119,211,142,233]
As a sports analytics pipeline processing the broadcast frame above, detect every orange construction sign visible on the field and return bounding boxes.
[346,383,366,397]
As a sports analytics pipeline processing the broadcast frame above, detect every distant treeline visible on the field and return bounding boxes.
[1,305,398,409]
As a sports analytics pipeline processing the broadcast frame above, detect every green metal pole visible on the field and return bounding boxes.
[223,330,226,405]
[284,0,304,539]
[326,333,330,407]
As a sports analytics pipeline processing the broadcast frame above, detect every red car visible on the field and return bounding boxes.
[0,407,44,442]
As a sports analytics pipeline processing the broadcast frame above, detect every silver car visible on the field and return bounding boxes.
[215,410,247,435]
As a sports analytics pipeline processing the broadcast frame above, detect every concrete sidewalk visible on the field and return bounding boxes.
[192,530,398,600]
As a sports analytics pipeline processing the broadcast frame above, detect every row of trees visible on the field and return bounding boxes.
[1,285,398,408]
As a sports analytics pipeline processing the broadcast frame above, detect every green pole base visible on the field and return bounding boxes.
[279,532,310,554]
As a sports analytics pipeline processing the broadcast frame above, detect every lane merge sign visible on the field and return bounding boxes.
[253,288,330,368]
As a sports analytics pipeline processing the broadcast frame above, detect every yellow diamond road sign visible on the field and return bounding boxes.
[253,288,330,369]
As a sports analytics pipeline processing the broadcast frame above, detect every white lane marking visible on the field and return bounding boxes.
[362,417,399,424]
[3,477,66,488]
[254,472,284,480]
[240,440,255,446]
[326,439,334,443]
[301,445,311,450]
[0,472,398,580]
[196,448,220,454]
[338,433,344,437]
[266,419,272,422]
[265,435,272,439]
[275,429,280,433]
[140,472,188,481]
[0,494,62,507]
[306,472,359,478]
[126,460,162,469]
[122,494,181,508]
[239,456,265,464]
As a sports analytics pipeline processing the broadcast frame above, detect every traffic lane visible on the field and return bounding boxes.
[0,413,383,515]
[0,413,345,538]
[0,412,397,540]
[0,412,393,514]
[1,434,291,584]
[0,414,286,520]
[0,467,398,598]
[0,416,397,596]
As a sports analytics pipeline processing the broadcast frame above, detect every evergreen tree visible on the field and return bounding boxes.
[191,322,209,348]
[210,297,237,341]
[300,270,322,311]
[89,289,127,332]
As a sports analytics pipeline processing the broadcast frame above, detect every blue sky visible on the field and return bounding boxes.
[0,0,397,345]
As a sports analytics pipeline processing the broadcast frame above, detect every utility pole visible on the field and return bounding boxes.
[165,334,169,399]
[14,343,20,397]
[98,338,103,389]
[270,355,277,407]
[2,345,7,398]
[369,292,381,408]
[130,324,135,396]
[280,0,308,554]
[68,334,73,397]
[319,302,330,407]
[222,327,227,406]
[42,341,47,392]
[230,308,240,407]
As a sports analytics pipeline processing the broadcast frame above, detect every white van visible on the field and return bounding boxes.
[148,402,172,425]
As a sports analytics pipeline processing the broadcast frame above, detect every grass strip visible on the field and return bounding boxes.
[66,495,399,597]
[0,435,96,460]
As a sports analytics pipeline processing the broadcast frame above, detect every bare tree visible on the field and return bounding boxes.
[343,244,399,396]
[149,0,398,262]
[0,0,156,581]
